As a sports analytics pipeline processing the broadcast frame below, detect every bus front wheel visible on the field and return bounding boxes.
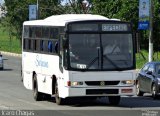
[152,83,158,99]
[136,81,144,96]
[55,81,64,105]
[108,96,120,105]
[33,74,43,101]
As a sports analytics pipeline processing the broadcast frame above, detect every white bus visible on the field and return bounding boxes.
[22,14,136,105]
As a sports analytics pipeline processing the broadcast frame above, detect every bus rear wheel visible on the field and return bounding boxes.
[55,81,64,105]
[108,96,120,105]
[33,74,43,101]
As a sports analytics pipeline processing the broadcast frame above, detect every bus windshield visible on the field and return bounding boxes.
[68,33,133,71]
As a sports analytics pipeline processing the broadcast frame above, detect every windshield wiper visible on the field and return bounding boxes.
[86,56,99,70]
[103,55,122,71]
[86,47,101,70]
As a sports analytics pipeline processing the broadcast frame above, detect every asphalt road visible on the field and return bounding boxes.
[0,54,160,116]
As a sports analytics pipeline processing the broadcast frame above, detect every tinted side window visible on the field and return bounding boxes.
[35,27,42,38]
[23,39,26,50]
[29,27,36,38]
[33,39,40,51]
[42,27,49,38]
[50,28,58,39]
[23,25,60,54]
[148,64,154,73]
[24,26,29,38]
[155,64,160,74]
[141,64,150,72]
[28,39,31,50]
[40,40,48,52]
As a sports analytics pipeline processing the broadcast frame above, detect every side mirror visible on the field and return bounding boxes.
[146,71,152,75]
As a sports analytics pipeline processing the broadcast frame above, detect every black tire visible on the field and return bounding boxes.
[136,81,144,96]
[108,96,120,105]
[44,94,52,100]
[21,65,23,82]
[33,74,43,101]
[152,84,158,99]
[55,81,64,105]
[21,70,23,82]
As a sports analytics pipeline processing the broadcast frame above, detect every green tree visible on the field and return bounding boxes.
[38,0,65,18]
[152,1,160,51]
[62,0,92,14]
[91,0,160,52]
[2,0,63,45]
[3,0,31,43]
[91,0,139,30]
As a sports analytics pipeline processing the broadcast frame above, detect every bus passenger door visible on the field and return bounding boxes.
[59,34,66,72]
[58,34,66,92]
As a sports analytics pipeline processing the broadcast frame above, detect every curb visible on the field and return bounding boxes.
[0,51,22,57]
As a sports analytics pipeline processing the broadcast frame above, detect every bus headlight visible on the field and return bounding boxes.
[121,80,134,85]
[72,81,83,86]
[67,81,84,86]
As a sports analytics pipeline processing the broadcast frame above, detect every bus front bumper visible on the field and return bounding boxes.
[60,86,136,98]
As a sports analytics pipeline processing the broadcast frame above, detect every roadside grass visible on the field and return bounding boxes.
[136,50,148,69]
[0,26,21,54]
[136,50,160,69]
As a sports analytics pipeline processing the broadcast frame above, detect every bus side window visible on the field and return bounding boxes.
[29,27,36,38]
[55,41,58,53]
[28,39,31,50]
[50,28,58,39]
[35,27,42,38]
[40,40,44,51]
[48,41,53,52]
[24,26,29,38]
[42,27,49,38]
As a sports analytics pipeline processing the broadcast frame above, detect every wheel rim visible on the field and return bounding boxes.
[33,86,37,97]
[33,81,37,98]
[55,83,59,100]
[152,84,156,97]
[136,83,140,95]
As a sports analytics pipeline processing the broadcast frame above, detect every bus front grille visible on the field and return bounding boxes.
[86,89,118,95]
[85,81,120,86]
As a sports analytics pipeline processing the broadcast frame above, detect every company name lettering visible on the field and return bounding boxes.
[35,55,48,68]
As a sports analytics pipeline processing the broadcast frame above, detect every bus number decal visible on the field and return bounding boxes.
[77,64,87,69]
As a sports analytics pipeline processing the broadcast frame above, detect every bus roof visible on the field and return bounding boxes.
[23,14,120,26]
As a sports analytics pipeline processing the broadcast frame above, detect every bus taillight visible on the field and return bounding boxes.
[67,81,71,86]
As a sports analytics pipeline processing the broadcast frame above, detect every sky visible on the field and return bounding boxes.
[61,0,89,5]
[61,0,68,5]
[0,0,4,5]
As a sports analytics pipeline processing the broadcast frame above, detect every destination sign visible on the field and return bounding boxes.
[102,24,129,31]
[68,23,131,32]
[69,24,98,31]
